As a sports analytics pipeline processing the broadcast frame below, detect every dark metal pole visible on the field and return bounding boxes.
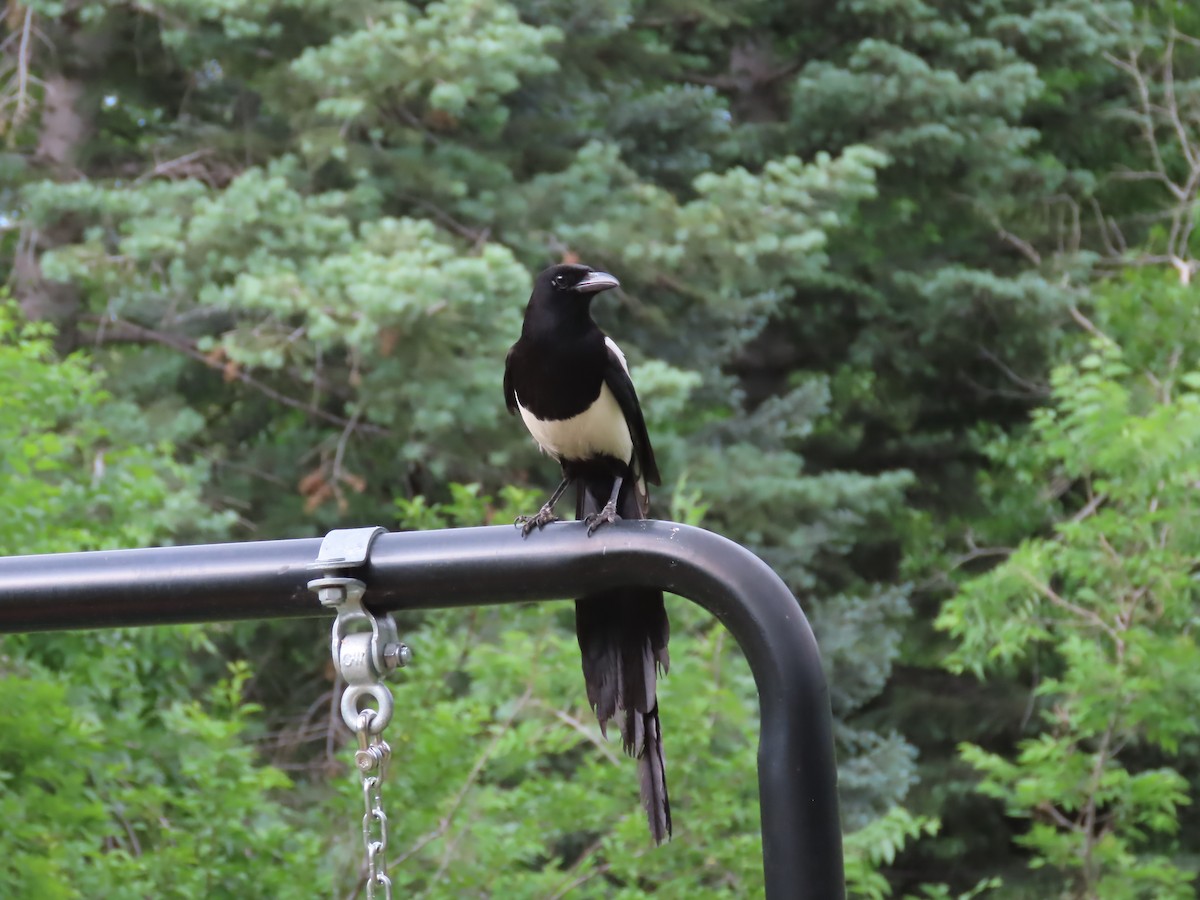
[0,520,844,898]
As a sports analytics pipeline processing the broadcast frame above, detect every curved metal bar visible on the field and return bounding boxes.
[0,520,844,898]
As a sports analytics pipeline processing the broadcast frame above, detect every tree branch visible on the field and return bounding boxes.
[1106,49,1180,197]
[82,316,386,434]
[1017,569,1123,649]
[541,703,621,765]
[1161,28,1197,169]
[1067,305,1112,343]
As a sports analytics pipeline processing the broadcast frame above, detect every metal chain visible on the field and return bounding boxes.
[308,528,408,900]
[356,711,393,900]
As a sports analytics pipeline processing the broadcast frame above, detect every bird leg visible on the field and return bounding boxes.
[585,474,623,535]
[515,476,571,536]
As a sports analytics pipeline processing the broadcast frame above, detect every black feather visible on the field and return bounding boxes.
[574,470,671,843]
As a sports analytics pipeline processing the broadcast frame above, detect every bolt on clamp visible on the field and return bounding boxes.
[308,526,410,734]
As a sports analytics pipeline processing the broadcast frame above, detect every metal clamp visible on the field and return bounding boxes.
[308,527,410,734]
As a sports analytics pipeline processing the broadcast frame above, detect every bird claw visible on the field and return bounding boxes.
[584,502,621,536]
[515,506,560,537]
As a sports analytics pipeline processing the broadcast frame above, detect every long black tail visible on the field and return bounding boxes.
[575,472,672,843]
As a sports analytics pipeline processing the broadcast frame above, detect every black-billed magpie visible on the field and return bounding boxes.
[504,263,672,843]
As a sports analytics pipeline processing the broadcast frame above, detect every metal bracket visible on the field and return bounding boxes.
[308,527,410,734]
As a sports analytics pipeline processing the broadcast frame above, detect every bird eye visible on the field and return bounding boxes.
[553,274,566,288]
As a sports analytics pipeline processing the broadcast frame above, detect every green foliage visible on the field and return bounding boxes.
[0,295,228,554]
[0,307,324,897]
[940,326,1200,896]
[290,0,561,129]
[846,808,939,900]
[0,659,329,899]
[0,675,109,900]
[845,807,1001,899]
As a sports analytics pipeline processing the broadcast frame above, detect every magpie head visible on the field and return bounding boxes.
[535,263,620,299]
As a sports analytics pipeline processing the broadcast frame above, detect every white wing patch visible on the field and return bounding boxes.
[605,336,630,375]
[517,383,634,465]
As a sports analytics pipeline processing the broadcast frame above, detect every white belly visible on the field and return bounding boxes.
[518,384,633,464]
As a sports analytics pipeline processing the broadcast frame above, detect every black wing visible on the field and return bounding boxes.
[603,341,661,486]
[503,345,518,415]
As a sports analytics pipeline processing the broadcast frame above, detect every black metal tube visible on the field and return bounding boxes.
[0,521,844,898]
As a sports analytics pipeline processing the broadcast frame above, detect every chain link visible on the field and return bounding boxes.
[357,711,393,900]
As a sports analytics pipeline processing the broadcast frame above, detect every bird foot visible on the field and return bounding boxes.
[584,501,621,536]
[515,505,560,537]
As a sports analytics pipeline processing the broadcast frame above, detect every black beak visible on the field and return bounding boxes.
[574,270,620,294]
